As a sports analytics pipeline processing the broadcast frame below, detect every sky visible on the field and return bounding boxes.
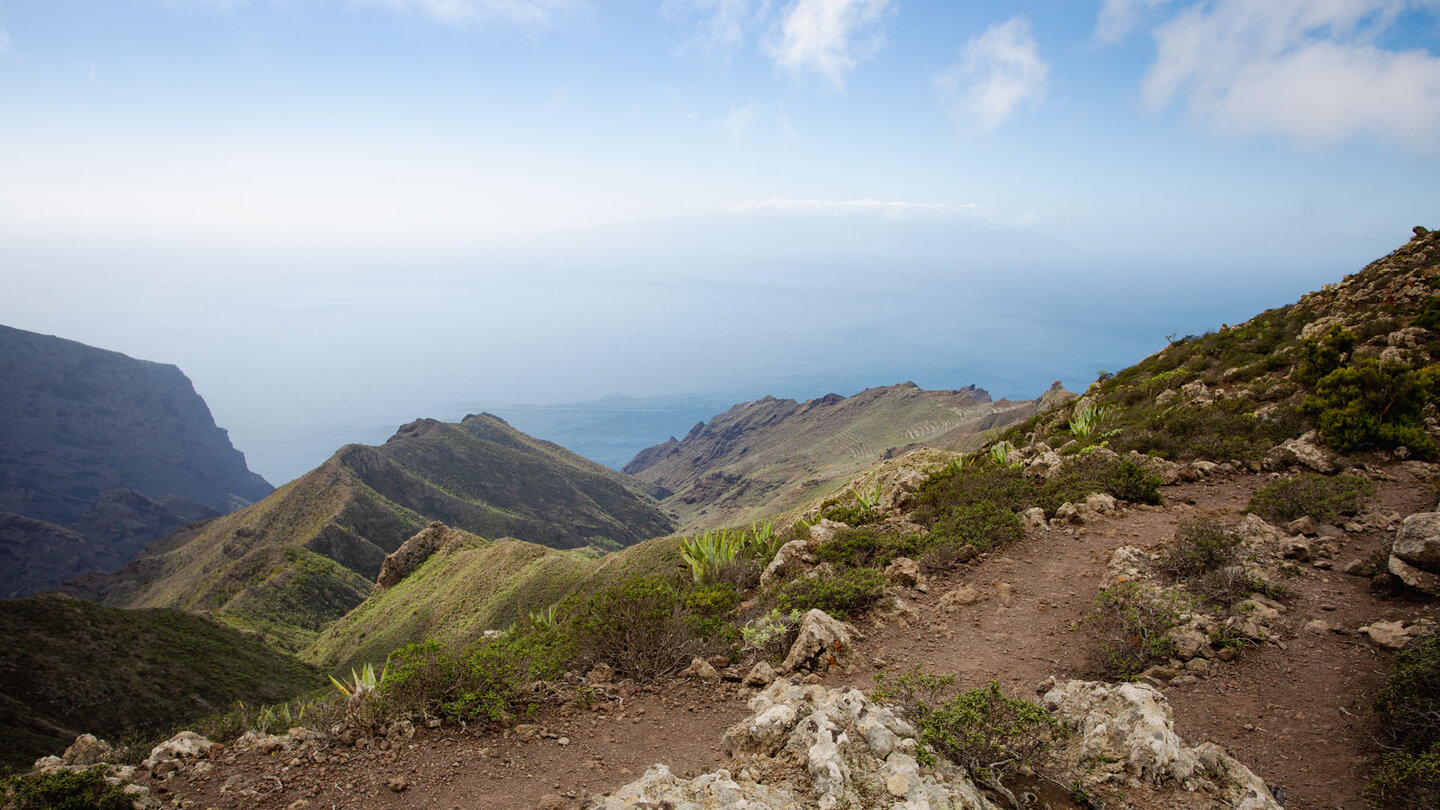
[1,0,1438,484]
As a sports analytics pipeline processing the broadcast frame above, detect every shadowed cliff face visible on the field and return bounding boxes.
[0,324,272,597]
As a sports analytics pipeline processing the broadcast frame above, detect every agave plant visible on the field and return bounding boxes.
[855,483,883,510]
[527,605,559,628]
[679,526,764,583]
[1069,403,1112,439]
[329,661,387,697]
[988,441,1016,467]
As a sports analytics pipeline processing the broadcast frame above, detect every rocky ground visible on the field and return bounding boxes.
[42,459,1440,810]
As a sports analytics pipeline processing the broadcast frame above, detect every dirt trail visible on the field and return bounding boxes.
[144,467,1439,809]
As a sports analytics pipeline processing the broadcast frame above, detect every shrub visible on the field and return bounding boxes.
[1089,582,1187,679]
[446,626,572,723]
[773,568,885,619]
[683,582,741,642]
[927,501,1022,553]
[0,767,132,810]
[1295,325,1356,386]
[814,526,925,569]
[1246,473,1375,524]
[572,575,704,679]
[1155,519,1241,580]
[680,524,773,587]
[1371,635,1440,808]
[740,608,803,659]
[875,667,1064,798]
[1303,358,1436,458]
[1039,455,1161,514]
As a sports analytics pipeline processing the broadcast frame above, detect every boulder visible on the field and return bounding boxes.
[376,521,455,588]
[1085,493,1118,514]
[884,557,923,589]
[61,733,114,767]
[938,584,980,610]
[1042,680,1282,809]
[782,610,853,673]
[1394,513,1440,573]
[759,521,845,587]
[1359,619,1420,650]
[742,661,776,688]
[1279,431,1338,474]
[1020,507,1048,530]
[143,731,217,778]
[1388,554,1440,597]
[597,765,802,810]
[679,657,721,683]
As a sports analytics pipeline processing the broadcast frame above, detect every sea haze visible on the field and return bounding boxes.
[0,215,1375,485]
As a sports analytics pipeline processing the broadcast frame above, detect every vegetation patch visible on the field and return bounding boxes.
[1155,519,1241,580]
[0,766,132,810]
[1371,635,1440,809]
[1088,582,1187,679]
[1246,473,1374,525]
[772,567,886,619]
[875,666,1065,803]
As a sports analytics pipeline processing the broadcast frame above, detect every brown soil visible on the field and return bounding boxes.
[141,465,1440,810]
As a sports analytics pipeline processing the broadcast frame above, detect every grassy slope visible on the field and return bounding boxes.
[305,531,693,673]
[1001,228,1440,463]
[0,595,322,770]
[65,413,676,652]
[627,383,1053,530]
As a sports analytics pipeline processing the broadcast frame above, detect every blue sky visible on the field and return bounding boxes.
[1,0,1438,483]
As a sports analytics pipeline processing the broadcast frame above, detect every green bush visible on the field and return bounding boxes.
[369,624,576,728]
[446,626,572,723]
[1372,744,1440,810]
[1089,582,1187,679]
[683,582,741,642]
[1371,636,1440,808]
[927,502,1022,553]
[814,527,926,569]
[1246,473,1375,524]
[875,667,1064,796]
[1295,325,1356,386]
[1038,455,1161,513]
[773,568,885,619]
[572,575,705,679]
[1302,358,1436,458]
[1156,519,1240,580]
[1,767,132,810]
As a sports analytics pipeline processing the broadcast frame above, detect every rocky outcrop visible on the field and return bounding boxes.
[1042,680,1283,809]
[781,609,855,673]
[0,324,271,597]
[375,521,463,588]
[602,678,1001,810]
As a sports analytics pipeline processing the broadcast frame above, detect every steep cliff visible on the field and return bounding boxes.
[0,324,272,596]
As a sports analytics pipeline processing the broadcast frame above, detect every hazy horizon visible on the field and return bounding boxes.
[2,0,1435,484]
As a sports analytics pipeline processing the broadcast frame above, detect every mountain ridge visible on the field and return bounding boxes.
[62,412,677,650]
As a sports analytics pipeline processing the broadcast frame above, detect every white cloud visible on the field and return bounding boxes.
[728,197,983,219]
[357,0,584,26]
[1130,0,1440,152]
[719,101,759,139]
[77,61,105,88]
[933,16,1047,133]
[766,0,893,89]
[664,0,770,61]
[1094,0,1171,44]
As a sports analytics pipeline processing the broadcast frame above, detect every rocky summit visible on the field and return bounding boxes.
[626,382,1072,530]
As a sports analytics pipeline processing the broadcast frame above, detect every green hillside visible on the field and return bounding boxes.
[0,595,321,770]
[1002,227,1440,465]
[64,413,675,651]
